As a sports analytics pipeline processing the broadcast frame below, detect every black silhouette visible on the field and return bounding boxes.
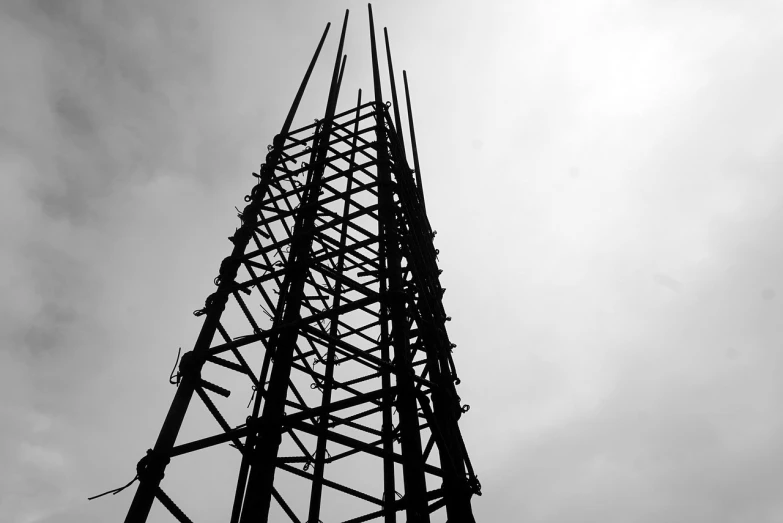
[122,6,480,523]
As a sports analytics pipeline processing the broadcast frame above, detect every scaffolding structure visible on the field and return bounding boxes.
[122,6,480,523]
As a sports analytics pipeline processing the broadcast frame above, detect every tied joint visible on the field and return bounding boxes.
[211,255,243,288]
[172,351,229,398]
[175,351,203,383]
[193,291,227,317]
[137,449,170,485]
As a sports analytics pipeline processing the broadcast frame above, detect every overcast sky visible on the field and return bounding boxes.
[3,0,783,522]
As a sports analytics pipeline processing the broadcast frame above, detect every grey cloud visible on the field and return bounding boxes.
[463,3,783,521]
[4,1,783,522]
[478,182,783,523]
[0,2,222,521]
[3,0,215,225]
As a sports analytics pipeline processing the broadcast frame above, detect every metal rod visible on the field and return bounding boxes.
[384,27,406,157]
[308,87,362,522]
[124,21,334,523]
[370,4,430,522]
[368,10,396,523]
[326,10,350,119]
[282,23,332,136]
[232,21,335,514]
[337,54,348,99]
[238,10,350,523]
[403,70,425,211]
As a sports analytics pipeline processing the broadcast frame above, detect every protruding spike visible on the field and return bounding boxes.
[368,4,384,111]
[403,70,425,210]
[336,55,348,99]
[325,10,350,118]
[371,8,431,523]
[281,23,331,137]
[384,27,406,157]
[122,22,332,523]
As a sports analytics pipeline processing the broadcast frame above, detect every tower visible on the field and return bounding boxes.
[122,6,480,523]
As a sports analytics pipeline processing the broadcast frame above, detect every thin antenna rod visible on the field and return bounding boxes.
[384,27,406,157]
[336,55,348,99]
[325,10,350,117]
[368,4,384,109]
[403,70,425,209]
[122,21,333,523]
[281,23,331,136]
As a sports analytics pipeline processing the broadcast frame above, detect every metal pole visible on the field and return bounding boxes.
[403,71,425,211]
[124,22,331,523]
[306,87,361,523]
[238,10,350,523]
[383,28,406,158]
[370,5,430,522]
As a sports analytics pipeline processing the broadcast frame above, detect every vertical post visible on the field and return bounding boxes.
[376,100,397,523]
[238,10,349,523]
[124,22,331,523]
[401,68,475,522]
[369,5,430,522]
[306,87,360,523]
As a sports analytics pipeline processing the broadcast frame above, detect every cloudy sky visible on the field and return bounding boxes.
[3,0,783,521]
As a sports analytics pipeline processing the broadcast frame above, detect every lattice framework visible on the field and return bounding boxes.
[122,7,480,523]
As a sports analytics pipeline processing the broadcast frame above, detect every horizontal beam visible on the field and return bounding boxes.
[288,419,443,477]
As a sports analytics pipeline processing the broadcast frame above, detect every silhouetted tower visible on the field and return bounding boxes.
[122,7,480,523]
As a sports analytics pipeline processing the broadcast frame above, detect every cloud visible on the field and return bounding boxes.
[2,0,216,224]
[3,1,783,522]
[0,1,224,521]
[19,443,66,471]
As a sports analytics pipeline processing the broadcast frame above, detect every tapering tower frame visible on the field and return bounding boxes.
[122,6,480,523]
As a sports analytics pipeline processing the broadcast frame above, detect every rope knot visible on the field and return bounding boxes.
[193,292,221,317]
[137,449,170,485]
[468,474,482,496]
[219,255,241,281]
[177,351,203,382]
